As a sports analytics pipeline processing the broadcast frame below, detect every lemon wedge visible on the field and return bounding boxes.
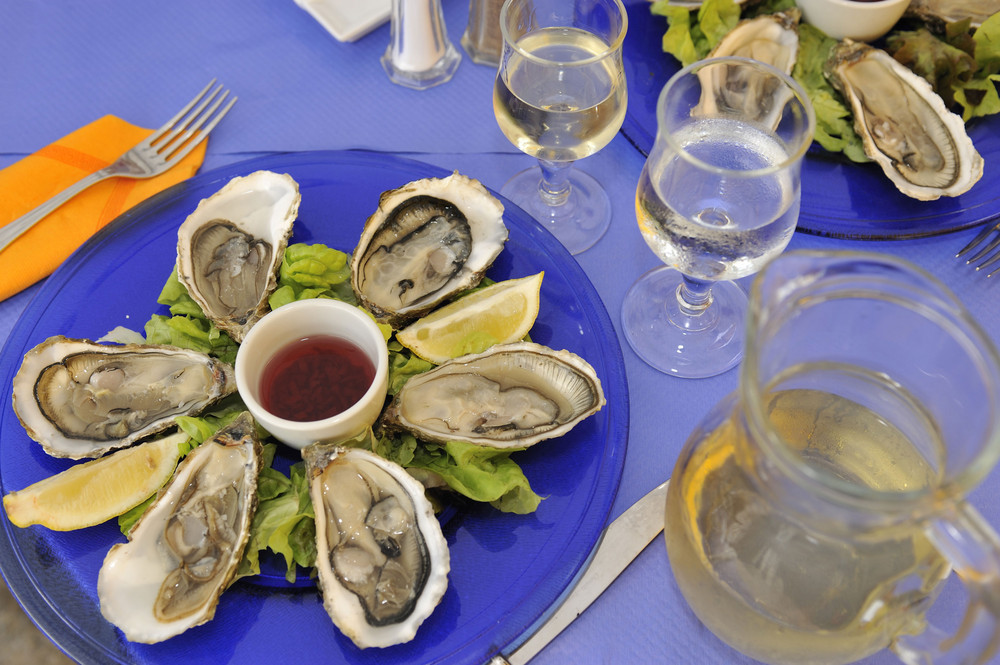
[396,272,544,363]
[2,431,188,531]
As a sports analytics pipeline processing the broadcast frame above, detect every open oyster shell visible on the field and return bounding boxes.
[304,444,449,649]
[380,341,605,449]
[11,336,236,459]
[826,40,983,201]
[708,9,801,73]
[350,172,508,329]
[695,11,801,129]
[176,170,300,342]
[906,0,1000,29]
[97,412,262,644]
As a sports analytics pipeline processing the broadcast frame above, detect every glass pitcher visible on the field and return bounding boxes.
[664,250,1000,665]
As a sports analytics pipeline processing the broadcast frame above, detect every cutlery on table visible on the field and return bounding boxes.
[487,480,669,665]
[0,80,236,254]
[957,218,1000,277]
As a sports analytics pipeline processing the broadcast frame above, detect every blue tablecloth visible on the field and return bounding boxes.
[1,1,999,664]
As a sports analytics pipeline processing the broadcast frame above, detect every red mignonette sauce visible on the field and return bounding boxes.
[260,335,375,422]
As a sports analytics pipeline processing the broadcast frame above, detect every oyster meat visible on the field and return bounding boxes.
[176,170,300,342]
[827,40,983,201]
[351,172,508,329]
[12,336,236,459]
[97,412,261,644]
[304,444,449,649]
[380,341,605,449]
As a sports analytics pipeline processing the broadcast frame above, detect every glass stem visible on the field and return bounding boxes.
[668,275,717,332]
[537,159,573,207]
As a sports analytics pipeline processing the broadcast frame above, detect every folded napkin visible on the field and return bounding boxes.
[0,115,207,300]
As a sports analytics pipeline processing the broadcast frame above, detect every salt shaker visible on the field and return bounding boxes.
[381,0,462,90]
[461,0,504,66]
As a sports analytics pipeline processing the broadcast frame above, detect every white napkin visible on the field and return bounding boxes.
[294,0,391,42]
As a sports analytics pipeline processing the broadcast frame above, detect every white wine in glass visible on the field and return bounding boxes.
[493,0,627,255]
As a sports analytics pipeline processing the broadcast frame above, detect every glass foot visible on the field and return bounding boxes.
[501,166,611,255]
[621,267,746,379]
[380,43,462,90]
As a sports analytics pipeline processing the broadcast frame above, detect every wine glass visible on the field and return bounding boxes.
[621,57,815,378]
[493,0,627,255]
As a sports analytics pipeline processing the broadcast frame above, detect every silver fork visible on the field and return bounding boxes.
[957,218,1000,277]
[0,80,236,253]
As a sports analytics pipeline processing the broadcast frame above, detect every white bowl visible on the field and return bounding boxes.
[235,298,389,450]
[796,0,910,42]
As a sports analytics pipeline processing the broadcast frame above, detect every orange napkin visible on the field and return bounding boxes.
[0,115,207,300]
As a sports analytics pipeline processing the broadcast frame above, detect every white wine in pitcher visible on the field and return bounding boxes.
[665,388,951,665]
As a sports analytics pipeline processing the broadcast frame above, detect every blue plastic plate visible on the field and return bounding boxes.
[0,151,629,665]
[622,0,1000,239]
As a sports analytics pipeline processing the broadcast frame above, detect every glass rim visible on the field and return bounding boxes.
[655,56,817,178]
[498,0,628,67]
[741,250,1000,509]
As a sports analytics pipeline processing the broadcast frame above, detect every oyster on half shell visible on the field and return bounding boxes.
[12,336,236,459]
[906,0,1000,29]
[177,170,300,342]
[826,40,983,201]
[304,444,449,649]
[708,9,801,73]
[695,11,802,129]
[97,412,261,644]
[351,172,508,329]
[380,341,605,449]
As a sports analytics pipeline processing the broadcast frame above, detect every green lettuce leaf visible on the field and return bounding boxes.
[268,242,356,309]
[651,0,741,67]
[374,433,543,514]
[144,267,239,363]
[144,313,239,365]
[235,456,317,584]
[886,28,977,109]
[387,339,436,395]
[794,24,869,162]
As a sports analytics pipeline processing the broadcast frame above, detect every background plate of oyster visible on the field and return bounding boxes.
[0,151,628,665]
[622,0,1000,239]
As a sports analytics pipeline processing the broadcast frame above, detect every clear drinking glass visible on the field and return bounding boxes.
[493,0,628,255]
[621,57,815,378]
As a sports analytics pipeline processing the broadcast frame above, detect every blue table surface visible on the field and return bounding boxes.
[2,1,999,664]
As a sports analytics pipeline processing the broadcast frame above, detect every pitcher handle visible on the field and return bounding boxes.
[892,501,1000,665]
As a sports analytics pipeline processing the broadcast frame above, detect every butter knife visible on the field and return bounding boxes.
[487,480,669,665]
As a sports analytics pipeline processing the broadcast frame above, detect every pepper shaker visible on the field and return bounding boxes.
[381,0,462,89]
[461,0,504,66]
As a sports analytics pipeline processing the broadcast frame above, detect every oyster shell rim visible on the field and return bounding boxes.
[304,443,450,649]
[826,39,984,201]
[175,169,301,343]
[380,340,607,449]
[350,171,508,330]
[96,411,263,644]
[11,335,237,460]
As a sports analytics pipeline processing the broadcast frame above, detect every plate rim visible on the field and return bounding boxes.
[0,149,630,665]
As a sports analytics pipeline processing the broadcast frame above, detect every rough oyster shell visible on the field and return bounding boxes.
[304,444,449,649]
[97,412,262,644]
[176,170,300,342]
[826,40,983,201]
[350,172,508,329]
[380,341,605,449]
[11,336,236,459]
